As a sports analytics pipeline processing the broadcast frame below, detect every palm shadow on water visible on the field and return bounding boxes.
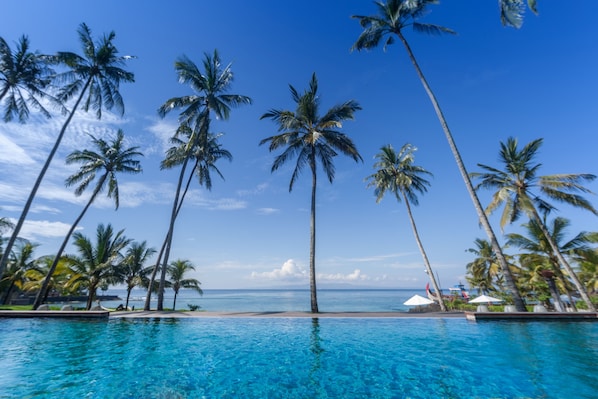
[308,318,324,395]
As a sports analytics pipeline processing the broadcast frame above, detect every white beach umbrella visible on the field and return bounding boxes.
[403,294,434,306]
[469,294,503,304]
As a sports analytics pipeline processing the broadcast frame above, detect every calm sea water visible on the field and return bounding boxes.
[1,317,596,398]
[98,288,432,312]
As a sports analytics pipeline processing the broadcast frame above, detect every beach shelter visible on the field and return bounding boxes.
[469,294,503,304]
[403,294,434,306]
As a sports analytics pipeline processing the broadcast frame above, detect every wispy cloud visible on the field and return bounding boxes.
[12,218,77,240]
[256,207,279,215]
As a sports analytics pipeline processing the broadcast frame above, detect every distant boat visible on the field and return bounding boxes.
[448,283,470,300]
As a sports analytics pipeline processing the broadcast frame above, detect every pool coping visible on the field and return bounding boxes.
[465,311,598,321]
[0,310,110,319]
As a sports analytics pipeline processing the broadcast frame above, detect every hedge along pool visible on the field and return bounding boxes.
[1,317,596,398]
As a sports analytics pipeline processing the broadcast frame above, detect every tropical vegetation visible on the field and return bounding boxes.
[0,23,135,283]
[471,137,597,311]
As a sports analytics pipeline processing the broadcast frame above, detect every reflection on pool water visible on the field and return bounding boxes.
[0,318,596,398]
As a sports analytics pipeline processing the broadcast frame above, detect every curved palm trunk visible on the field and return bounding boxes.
[156,156,191,310]
[402,193,447,311]
[32,175,106,309]
[173,290,178,311]
[144,157,198,310]
[309,157,319,313]
[0,77,93,280]
[125,286,132,310]
[396,32,526,311]
[86,282,98,310]
[530,209,596,312]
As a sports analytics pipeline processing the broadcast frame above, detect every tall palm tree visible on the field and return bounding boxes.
[499,0,538,28]
[168,259,202,311]
[465,238,503,295]
[352,0,526,311]
[117,241,156,310]
[1,241,38,304]
[472,137,597,311]
[0,23,134,281]
[149,50,250,311]
[32,130,142,309]
[366,144,446,311]
[63,223,131,310]
[0,35,59,122]
[260,73,362,313]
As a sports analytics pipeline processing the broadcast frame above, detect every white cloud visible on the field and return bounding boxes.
[318,269,368,282]
[13,219,78,240]
[250,259,307,281]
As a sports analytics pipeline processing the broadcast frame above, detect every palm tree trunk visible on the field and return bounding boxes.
[402,193,447,311]
[32,175,105,309]
[309,157,319,313]
[531,209,596,312]
[145,158,197,310]
[126,287,132,310]
[173,291,177,311]
[2,281,15,305]
[156,156,190,310]
[0,77,93,281]
[396,32,526,311]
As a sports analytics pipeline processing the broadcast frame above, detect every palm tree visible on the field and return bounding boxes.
[0,35,59,122]
[366,144,446,311]
[472,137,597,311]
[32,130,142,309]
[0,23,134,281]
[148,49,250,311]
[499,0,538,28]
[507,217,598,311]
[1,241,38,304]
[352,0,526,311]
[23,255,73,297]
[143,130,232,310]
[465,238,503,295]
[260,73,362,313]
[117,241,156,310]
[168,259,202,311]
[63,223,131,310]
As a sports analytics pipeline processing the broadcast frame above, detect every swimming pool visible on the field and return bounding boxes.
[1,317,596,398]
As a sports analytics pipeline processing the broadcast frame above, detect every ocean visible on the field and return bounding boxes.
[98,288,429,312]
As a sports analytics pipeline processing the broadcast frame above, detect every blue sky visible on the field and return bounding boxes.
[1,0,597,290]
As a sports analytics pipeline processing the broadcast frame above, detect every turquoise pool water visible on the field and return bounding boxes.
[1,318,596,398]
